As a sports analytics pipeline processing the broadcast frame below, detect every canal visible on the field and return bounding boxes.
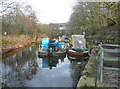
[1,44,88,88]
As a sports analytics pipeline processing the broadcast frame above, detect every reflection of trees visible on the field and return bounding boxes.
[2,45,39,87]
[70,59,88,87]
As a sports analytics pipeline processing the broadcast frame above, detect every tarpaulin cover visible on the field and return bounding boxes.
[72,47,88,51]
[72,35,86,48]
[42,38,49,51]
[58,42,65,51]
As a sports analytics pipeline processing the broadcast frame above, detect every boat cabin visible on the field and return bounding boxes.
[72,35,86,48]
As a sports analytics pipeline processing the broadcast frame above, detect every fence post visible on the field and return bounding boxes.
[100,45,104,84]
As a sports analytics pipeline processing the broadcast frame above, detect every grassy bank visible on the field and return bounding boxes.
[2,35,33,53]
[1,34,48,54]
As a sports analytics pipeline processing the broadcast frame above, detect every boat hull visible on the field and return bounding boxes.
[38,50,49,58]
[67,49,89,60]
[52,51,66,58]
[38,50,66,58]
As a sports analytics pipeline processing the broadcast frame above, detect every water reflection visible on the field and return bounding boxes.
[1,44,88,87]
[42,57,59,69]
[70,59,88,87]
[1,45,38,87]
[40,56,65,70]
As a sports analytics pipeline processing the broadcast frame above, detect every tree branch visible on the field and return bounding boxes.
[0,2,16,13]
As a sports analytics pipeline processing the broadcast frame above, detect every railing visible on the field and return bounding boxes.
[98,44,120,84]
[89,44,120,84]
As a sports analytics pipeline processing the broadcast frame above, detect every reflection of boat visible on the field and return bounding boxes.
[67,35,89,60]
[42,58,49,68]
[41,56,63,69]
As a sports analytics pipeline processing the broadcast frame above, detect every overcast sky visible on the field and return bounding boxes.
[26,0,75,24]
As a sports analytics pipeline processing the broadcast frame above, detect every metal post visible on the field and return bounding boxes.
[100,45,104,84]
[98,49,101,74]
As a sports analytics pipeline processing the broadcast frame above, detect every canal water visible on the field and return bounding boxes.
[1,44,88,88]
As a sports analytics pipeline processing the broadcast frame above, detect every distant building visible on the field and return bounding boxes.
[49,23,67,31]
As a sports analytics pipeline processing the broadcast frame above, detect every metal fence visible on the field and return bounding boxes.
[98,44,120,84]
[89,44,120,84]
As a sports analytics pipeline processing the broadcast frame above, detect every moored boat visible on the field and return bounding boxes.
[38,38,50,58]
[67,35,89,60]
[38,38,66,58]
[68,49,89,57]
[49,41,66,58]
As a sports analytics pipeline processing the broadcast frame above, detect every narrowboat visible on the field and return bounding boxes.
[38,38,66,58]
[67,35,89,60]
[38,38,50,58]
[48,41,66,58]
